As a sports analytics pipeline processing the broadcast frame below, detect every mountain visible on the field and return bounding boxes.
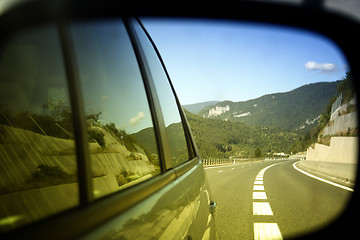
[198,81,340,132]
[183,101,219,114]
[185,111,300,158]
[133,110,301,158]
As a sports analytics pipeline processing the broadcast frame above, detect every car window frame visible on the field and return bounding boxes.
[131,18,198,168]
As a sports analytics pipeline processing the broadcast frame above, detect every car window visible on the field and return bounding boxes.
[132,20,190,167]
[70,20,161,199]
[0,26,78,232]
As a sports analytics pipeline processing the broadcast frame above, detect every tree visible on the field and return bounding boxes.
[254,147,262,158]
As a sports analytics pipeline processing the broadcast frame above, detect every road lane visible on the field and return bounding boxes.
[205,160,285,239]
[265,160,352,239]
[205,160,353,239]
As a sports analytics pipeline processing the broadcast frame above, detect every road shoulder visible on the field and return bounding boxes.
[293,161,354,191]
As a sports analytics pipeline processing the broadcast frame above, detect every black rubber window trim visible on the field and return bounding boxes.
[135,17,198,161]
[57,21,94,206]
[124,17,173,171]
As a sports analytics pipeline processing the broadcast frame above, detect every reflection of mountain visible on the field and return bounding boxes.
[132,127,158,155]
[133,123,188,162]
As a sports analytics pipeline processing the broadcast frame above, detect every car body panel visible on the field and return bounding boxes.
[79,159,217,240]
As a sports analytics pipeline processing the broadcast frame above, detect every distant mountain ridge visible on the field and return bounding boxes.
[197,81,340,131]
[183,101,219,114]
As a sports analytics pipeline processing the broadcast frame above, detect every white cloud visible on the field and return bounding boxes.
[129,112,145,126]
[305,61,336,72]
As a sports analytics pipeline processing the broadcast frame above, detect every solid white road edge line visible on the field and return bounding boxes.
[293,161,354,192]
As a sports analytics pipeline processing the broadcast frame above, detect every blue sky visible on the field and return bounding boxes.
[142,19,348,105]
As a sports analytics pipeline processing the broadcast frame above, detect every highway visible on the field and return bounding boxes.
[205,159,353,239]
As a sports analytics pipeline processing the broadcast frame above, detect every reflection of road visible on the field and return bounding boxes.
[205,160,352,239]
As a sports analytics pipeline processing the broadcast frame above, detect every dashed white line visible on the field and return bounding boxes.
[253,185,265,191]
[253,202,273,215]
[253,192,267,199]
[252,162,285,240]
[254,223,283,240]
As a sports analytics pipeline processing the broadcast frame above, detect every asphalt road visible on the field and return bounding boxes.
[205,159,353,239]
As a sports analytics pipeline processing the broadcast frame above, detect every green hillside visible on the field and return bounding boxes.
[183,101,219,114]
[133,111,300,159]
[198,81,340,132]
[185,111,300,158]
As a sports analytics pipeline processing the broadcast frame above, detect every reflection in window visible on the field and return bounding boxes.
[0,26,78,232]
[133,20,189,166]
[71,20,160,198]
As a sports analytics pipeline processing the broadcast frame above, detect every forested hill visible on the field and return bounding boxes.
[184,111,300,158]
[197,81,340,132]
[133,111,300,158]
[183,101,219,114]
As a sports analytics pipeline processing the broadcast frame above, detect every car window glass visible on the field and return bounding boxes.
[71,20,161,199]
[0,26,78,232]
[132,20,189,167]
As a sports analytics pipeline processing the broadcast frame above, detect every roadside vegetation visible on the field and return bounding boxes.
[290,71,356,152]
[185,110,300,158]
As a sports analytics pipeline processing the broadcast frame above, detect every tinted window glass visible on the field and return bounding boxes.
[0,26,78,232]
[71,20,160,198]
[133,21,189,166]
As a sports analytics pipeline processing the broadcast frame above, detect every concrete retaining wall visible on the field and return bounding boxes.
[304,136,358,183]
[306,137,358,164]
[323,112,357,136]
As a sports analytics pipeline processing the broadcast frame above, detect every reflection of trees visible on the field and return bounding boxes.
[104,122,137,152]
[0,99,74,139]
[0,98,157,164]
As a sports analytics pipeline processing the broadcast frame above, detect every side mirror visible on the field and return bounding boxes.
[0,1,359,240]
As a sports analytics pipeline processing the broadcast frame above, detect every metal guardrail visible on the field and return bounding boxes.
[202,157,296,167]
[202,158,264,167]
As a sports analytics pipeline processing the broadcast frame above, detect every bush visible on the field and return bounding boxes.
[88,129,106,147]
[28,164,75,188]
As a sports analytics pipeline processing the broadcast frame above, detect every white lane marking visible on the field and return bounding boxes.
[253,202,273,215]
[204,164,236,169]
[254,223,283,240]
[254,181,263,185]
[256,177,263,181]
[253,185,265,191]
[293,162,354,192]
[253,192,267,199]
